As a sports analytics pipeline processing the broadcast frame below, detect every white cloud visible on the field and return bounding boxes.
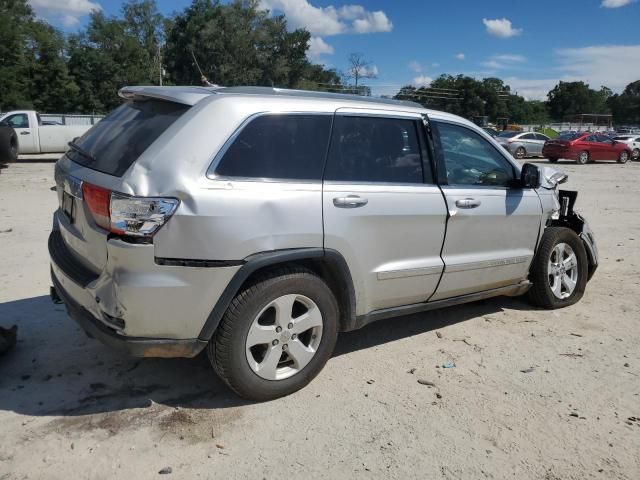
[502,44,640,100]
[601,0,633,7]
[259,0,392,36]
[29,0,101,27]
[455,53,465,60]
[307,36,334,60]
[409,61,423,73]
[482,18,522,38]
[432,62,440,68]
[556,44,640,91]
[412,75,433,87]
[481,53,526,69]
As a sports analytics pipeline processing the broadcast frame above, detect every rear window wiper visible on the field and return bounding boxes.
[68,141,96,163]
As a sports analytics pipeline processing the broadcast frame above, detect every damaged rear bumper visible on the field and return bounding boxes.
[50,270,207,358]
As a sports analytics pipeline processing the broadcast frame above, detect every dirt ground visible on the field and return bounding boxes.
[0,160,639,480]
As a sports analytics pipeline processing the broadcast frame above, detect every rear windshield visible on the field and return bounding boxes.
[557,133,582,141]
[67,100,189,176]
[497,131,519,138]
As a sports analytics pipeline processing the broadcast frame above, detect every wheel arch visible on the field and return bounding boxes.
[546,212,598,281]
[197,248,357,341]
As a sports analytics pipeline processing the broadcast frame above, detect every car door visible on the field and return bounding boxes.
[596,134,617,160]
[322,109,447,315]
[519,133,537,156]
[430,120,542,300]
[4,113,38,153]
[534,134,550,156]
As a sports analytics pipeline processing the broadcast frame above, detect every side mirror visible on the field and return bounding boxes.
[520,163,541,188]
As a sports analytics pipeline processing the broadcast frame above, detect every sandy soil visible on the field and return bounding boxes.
[0,160,639,480]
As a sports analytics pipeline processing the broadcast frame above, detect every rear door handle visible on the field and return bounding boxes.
[333,195,368,208]
[455,198,481,209]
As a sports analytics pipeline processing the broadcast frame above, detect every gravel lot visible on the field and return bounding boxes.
[0,160,639,479]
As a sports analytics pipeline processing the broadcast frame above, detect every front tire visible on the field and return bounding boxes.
[632,148,639,161]
[208,267,339,401]
[528,227,588,309]
[548,157,558,163]
[514,147,526,159]
[618,150,630,164]
[577,150,589,165]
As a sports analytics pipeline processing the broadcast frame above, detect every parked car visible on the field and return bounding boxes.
[483,127,499,137]
[542,132,633,164]
[0,110,96,156]
[50,86,598,400]
[0,120,18,164]
[612,135,640,160]
[495,131,550,159]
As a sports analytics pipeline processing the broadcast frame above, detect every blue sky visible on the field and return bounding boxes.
[29,0,640,99]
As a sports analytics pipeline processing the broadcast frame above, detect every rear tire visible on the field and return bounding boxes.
[208,266,339,401]
[576,150,589,165]
[618,150,630,164]
[548,157,558,163]
[514,147,526,159]
[632,148,639,160]
[528,227,588,309]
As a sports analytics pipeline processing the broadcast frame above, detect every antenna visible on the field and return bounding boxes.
[191,49,217,87]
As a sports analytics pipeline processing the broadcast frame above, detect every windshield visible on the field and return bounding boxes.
[497,131,519,138]
[67,100,189,177]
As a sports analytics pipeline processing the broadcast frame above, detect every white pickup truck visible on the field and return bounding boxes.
[0,110,101,156]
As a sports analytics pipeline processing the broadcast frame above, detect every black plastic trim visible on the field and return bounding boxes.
[155,257,245,268]
[48,229,99,287]
[354,282,531,330]
[197,248,357,340]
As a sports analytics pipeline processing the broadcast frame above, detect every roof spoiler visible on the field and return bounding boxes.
[118,86,220,106]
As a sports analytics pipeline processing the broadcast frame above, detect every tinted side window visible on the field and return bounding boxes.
[216,114,331,180]
[521,133,536,140]
[434,121,515,187]
[324,116,426,184]
[535,133,549,141]
[596,134,611,143]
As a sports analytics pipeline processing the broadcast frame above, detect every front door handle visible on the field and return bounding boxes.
[333,195,368,208]
[20,131,30,135]
[455,198,481,209]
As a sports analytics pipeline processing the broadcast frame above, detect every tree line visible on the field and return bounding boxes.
[395,76,640,126]
[0,0,341,113]
[1,0,638,125]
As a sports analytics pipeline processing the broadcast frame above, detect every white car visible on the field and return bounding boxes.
[613,135,640,160]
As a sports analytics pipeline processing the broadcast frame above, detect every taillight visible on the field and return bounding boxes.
[82,182,111,231]
[81,182,179,239]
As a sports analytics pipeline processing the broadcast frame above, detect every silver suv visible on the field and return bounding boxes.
[50,86,598,400]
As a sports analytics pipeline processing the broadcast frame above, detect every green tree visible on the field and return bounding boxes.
[164,0,320,88]
[26,20,79,112]
[0,0,36,110]
[608,80,640,125]
[546,81,610,121]
[67,0,165,112]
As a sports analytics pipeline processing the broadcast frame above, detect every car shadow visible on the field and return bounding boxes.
[0,293,532,417]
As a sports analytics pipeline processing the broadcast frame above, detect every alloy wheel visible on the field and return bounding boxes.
[548,243,579,300]
[245,294,323,381]
[578,151,589,164]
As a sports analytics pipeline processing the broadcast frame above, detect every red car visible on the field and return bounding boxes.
[542,132,632,165]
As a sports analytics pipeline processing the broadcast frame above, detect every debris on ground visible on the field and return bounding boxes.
[406,368,416,374]
[442,362,455,369]
[158,467,172,475]
[417,379,436,387]
[366,379,375,384]
[520,367,536,374]
[436,331,442,338]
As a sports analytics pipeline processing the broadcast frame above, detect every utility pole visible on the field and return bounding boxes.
[158,44,163,86]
